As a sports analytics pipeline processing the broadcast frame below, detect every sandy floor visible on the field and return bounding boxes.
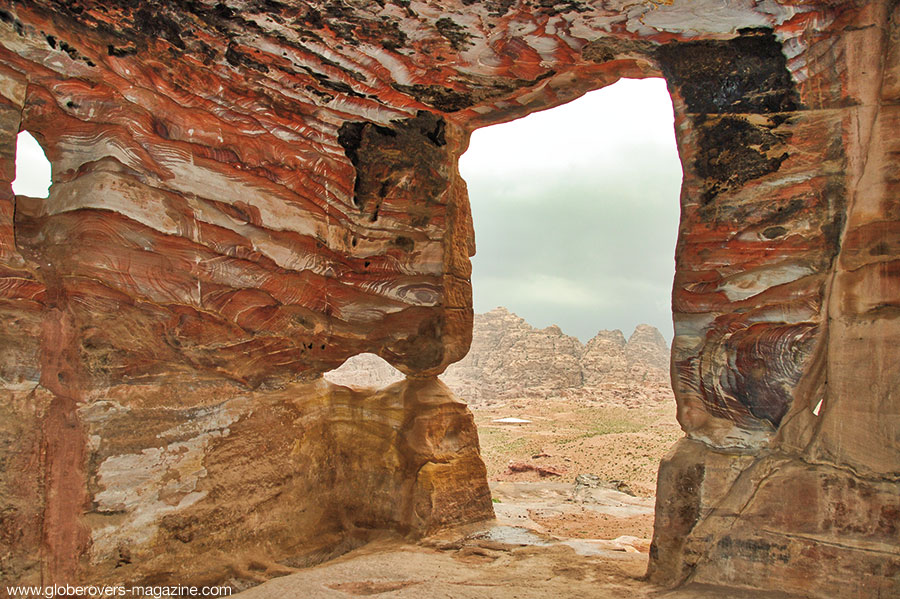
[232,529,654,599]
[490,480,655,542]
[232,495,795,599]
[470,396,684,545]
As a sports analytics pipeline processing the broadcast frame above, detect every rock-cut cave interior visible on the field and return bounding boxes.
[0,2,897,598]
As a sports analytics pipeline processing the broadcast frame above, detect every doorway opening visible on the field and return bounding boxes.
[12,130,51,198]
[453,77,683,546]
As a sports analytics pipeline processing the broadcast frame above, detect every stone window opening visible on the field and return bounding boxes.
[435,76,684,528]
[12,130,51,199]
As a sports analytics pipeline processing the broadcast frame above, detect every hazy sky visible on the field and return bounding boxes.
[459,78,683,343]
[12,131,51,198]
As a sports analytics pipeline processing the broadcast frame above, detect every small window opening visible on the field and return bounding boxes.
[12,130,51,198]
[325,353,404,388]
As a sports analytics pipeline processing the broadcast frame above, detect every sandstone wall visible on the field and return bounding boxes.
[0,1,896,597]
[647,4,900,597]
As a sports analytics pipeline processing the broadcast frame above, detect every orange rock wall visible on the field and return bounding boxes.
[650,3,900,597]
[0,1,896,596]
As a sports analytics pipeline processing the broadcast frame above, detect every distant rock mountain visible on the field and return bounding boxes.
[325,307,672,405]
[321,352,405,389]
[440,308,584,400]
[441,308,670,404]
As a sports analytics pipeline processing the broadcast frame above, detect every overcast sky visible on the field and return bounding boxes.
[459,77,683,343]
[12,131,51,198]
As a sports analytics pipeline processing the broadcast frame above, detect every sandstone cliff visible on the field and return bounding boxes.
[444,308,670,404]
[328,307,671,406]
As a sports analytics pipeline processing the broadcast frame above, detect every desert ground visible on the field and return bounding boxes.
[473,397,682,496]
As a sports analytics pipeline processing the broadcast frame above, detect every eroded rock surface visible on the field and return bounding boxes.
[0,1,897,597]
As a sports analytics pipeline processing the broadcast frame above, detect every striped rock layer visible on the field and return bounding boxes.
[0,1,897,597]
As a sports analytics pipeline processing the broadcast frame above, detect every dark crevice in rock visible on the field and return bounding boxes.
[762,226,788,239]
[695,116,790,203]
[225,43,270,73]
[393,71,555,113]
[338,111,449,216]
[582,37,655,63]
[435,17,473,51]
[393,236,414,252]
[391,83,476,112]
[656,28,800,115]
[300,66,365,98]
[133,8,186,49]
[107,44,136,57]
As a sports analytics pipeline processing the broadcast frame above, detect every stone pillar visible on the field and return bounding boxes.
[0,61,53,588]
[649,5,900,597]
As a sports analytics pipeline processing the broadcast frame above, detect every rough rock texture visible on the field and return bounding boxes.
[0,1,897,597]
[327,308,671,404]
[623,324,669,373]
[441,308,586,399]
[646,5,900,598]
[4,374,492,588]
[83,377,489,586]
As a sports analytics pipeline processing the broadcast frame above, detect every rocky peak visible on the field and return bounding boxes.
[588,329,628,348]
[541,324,566,337]
[446,307,584,397]
[445,310,668,403]
[581,329,628,386]
[584,330,628,360]
[475,306,529,331]
[625,324,669,371]
[324,353,404,389]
